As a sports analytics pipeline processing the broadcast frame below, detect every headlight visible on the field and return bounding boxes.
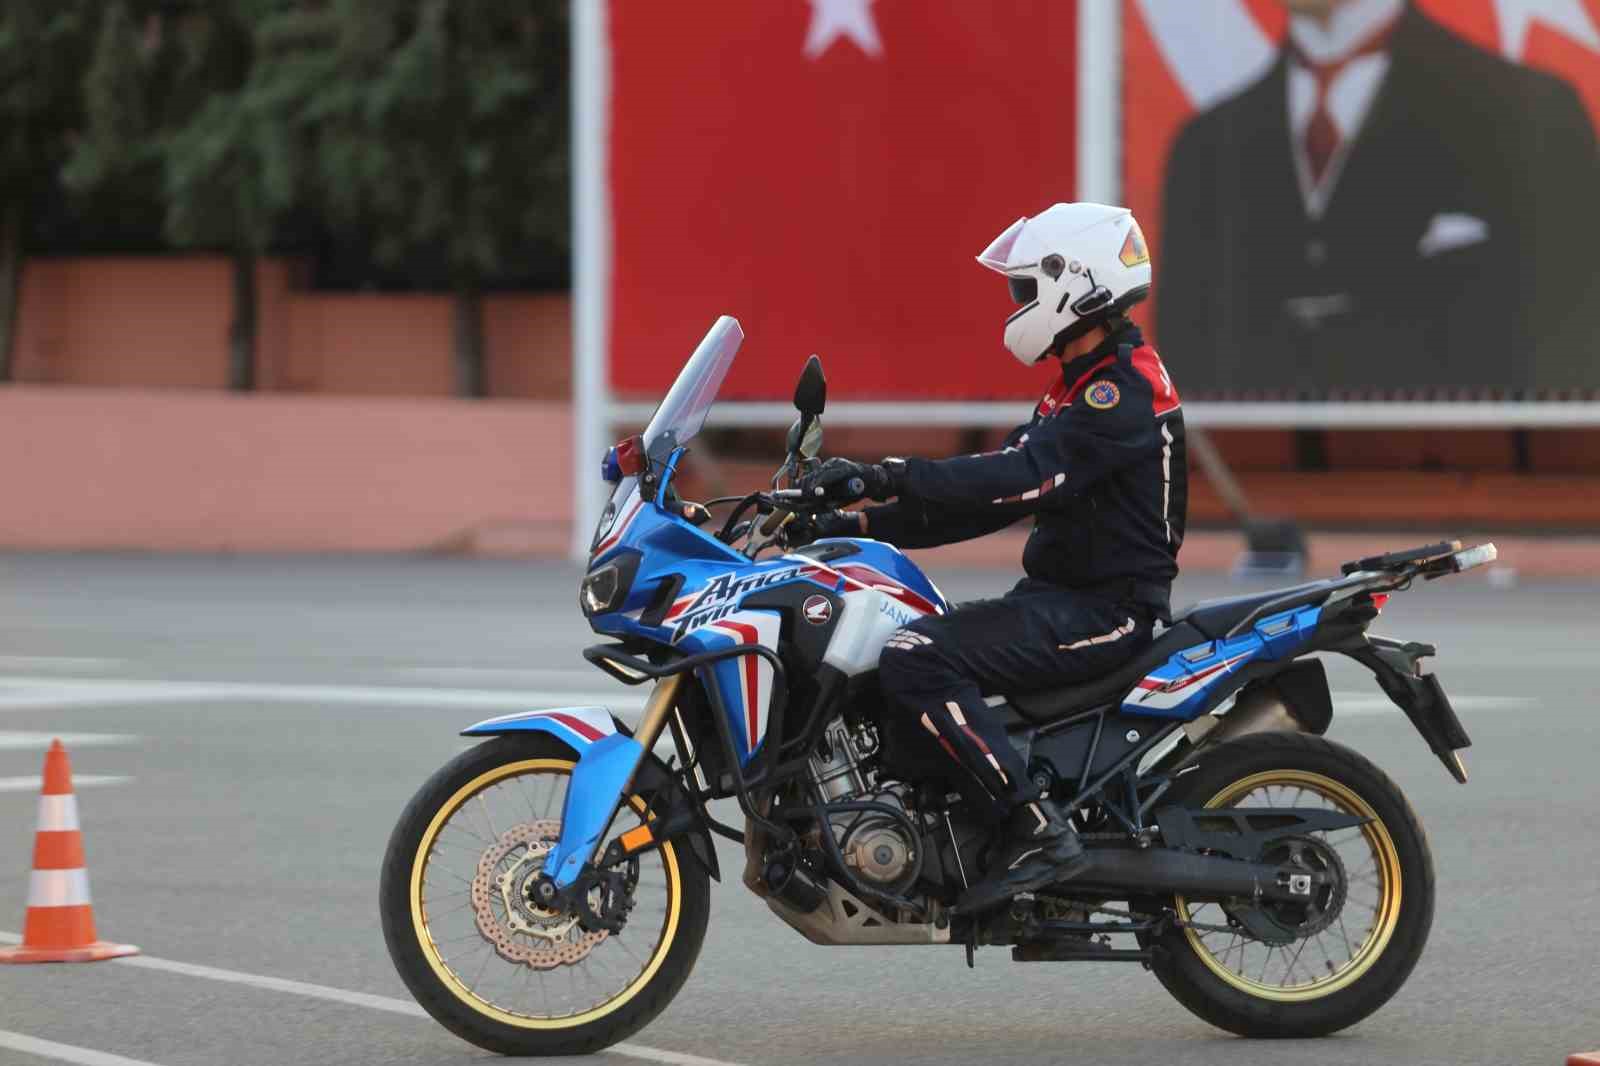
[578,552,640,617]
[580,564,621,615]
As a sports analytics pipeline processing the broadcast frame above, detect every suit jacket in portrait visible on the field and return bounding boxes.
[1156,4,1600,394]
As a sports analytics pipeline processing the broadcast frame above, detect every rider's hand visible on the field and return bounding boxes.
[783,509,864,547]
[799,458,903,503]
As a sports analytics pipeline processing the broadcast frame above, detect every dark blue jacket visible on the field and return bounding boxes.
[863,324,1187,619]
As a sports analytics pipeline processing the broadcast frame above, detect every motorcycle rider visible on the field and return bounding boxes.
[798,202,1187,914]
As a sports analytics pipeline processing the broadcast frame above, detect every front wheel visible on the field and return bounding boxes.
[1148,732,1435,1037]
[380,735,710,1056]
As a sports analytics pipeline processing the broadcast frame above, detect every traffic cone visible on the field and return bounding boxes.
[0,740,138,964]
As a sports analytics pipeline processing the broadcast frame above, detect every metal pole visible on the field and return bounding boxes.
[571,0,611,560]
[1076,0,1123,205]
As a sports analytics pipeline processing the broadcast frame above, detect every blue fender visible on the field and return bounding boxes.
[460,706,719,885]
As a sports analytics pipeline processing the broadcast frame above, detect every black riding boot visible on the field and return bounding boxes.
[955,800,1089,915]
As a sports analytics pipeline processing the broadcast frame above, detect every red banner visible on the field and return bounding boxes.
[607,1,1080,401]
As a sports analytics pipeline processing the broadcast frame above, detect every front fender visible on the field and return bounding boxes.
[460,706,720,884]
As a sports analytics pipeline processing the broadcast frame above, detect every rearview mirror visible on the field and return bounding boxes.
[793,355,826,418]
[786,416,824,460]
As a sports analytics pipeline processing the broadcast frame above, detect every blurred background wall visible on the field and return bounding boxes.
[10,258,570,396]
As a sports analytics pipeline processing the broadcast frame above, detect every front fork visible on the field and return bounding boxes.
[542,675,684,889]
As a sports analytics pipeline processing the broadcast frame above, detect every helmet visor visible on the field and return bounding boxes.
[976,216,1030,272]
[1007,276,1038,305]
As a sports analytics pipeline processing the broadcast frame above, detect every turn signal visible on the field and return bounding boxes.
[600,435,646,483]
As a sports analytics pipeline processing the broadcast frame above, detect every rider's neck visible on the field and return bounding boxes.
[1054,323,1116,364]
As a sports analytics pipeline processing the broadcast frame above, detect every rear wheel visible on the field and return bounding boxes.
[1149,732,1434,1037]
[380,735,710,1056]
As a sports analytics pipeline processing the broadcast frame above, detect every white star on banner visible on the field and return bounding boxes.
[1491,0,1600,58]
[804,0,882,59]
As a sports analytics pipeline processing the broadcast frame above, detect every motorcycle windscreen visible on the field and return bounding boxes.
[592,315,743,549]
[640,315,744,454]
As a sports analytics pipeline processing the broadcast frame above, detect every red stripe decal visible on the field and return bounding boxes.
[543,712,605,742]
[713,620,762,749]
[1138,654,1248,695]
[835,564,939,616]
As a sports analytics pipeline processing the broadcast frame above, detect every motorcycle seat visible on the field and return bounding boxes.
[996,582,1336,726]
[1001,621,1208,724]
[1171,581,1332,639]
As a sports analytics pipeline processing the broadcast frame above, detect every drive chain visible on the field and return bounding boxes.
[1083,901,1240,936]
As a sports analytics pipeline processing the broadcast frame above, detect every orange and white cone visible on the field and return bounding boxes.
[0,739,138,964]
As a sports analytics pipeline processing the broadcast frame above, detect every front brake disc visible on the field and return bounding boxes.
[470,820,609,969]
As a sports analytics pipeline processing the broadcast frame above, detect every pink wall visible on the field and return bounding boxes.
[11,257,572,398]
[0,386,572,553]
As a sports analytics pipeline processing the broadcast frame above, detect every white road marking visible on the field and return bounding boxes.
[0,656,125,673]
[0,732,138,752]
[0,1030,165,1066]
[0,932,746,1066]
[0,775,131,794]
[0,692,180,713]
[392,666,606,686]
[0,677,645,715]
[1331,692,1537,716]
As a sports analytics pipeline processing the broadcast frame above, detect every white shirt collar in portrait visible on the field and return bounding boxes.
[1286,0,1405,218]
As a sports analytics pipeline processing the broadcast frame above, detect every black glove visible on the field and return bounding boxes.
[799,457,904,503]
[784,509,863,546]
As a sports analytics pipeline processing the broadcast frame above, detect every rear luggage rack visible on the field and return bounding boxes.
[1340,540,1498,581]
[1341,540,1460,575]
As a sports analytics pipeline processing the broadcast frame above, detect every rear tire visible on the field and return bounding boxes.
[1148,732,1434,1037]
[380,735,711,1056]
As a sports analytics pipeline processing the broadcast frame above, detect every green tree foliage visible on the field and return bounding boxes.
[9,1,571,395]
[63,2,153,193]
[0,2,94,380]
[65,1,285,390]
[160,2,290,392]
[265,1,570,396]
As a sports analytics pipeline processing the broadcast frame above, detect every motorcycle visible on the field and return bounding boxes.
[381,316,1492,1055]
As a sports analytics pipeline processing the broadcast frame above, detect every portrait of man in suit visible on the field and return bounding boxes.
[1155,0,1600,393]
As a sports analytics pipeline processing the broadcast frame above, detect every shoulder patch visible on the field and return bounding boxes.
[1084,380,1121,410]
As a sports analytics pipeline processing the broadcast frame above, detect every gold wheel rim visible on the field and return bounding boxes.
[1175,769,1402,1003]
[409,757,683,1029]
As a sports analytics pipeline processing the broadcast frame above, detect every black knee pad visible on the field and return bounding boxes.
[877,626,948,693]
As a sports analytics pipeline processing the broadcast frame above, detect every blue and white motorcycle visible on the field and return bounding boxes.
[381,316,1493,1055]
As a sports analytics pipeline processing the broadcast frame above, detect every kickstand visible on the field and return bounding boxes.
[965,925,976,969]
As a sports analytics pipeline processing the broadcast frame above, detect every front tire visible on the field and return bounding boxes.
[380,735,711,1056]
[1149,732,1434,1037]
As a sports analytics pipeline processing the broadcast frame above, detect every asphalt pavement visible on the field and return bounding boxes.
[0,552,1596,1066]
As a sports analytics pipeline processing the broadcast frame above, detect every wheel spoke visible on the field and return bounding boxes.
[1178,769,1400,998]
[409,764,678,1022]
[1336,911,1357,959]
[1284,937,1310,986]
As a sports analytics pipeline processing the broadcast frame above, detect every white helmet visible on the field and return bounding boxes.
[976,202,1152,367]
